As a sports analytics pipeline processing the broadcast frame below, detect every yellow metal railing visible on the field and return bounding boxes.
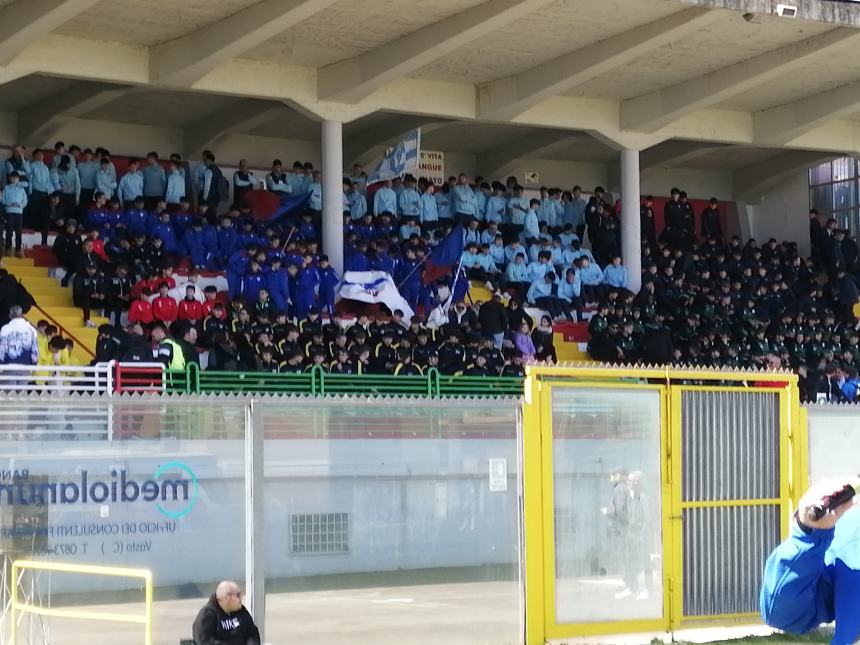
[10,560,153,645]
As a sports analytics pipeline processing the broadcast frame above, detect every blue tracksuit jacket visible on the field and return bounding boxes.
[761,509,860,644]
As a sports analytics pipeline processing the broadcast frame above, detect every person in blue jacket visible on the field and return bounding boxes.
[286,263,300,319]
[397,247,422,310]
[216,218,241,268]
[266,257,290,314]
[296,255,319,319]
[183,219,213,270]
[226,244,257,300]
[3,171,28,256]
[85,192,109,235]
[172,197,194,240]
[242,261,266,305]
[149,211,179,255]
[298,212,317,242]
[122,195,150,236]
[317,254,340,317]
[761,479,860,644]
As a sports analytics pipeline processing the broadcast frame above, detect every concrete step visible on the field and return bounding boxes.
[53,316,110,329]
[30,292,74,306]
[37,306,93,318]
[5,265,50,278]
[18,276,61,290]
[0,256,35,267]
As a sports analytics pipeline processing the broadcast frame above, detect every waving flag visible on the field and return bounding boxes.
[340,271,414,322]
[246,189,310,223]
[367,129,421,185]
[423,225,464,284]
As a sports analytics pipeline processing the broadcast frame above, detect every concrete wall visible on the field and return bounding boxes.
[642,167,734,202]
[488,158,609,190]
[0,436,520,594]
[807,404,860,485]
[744,170,810,255]
[0,112,803,242]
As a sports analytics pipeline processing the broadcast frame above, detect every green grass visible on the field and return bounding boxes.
[677,631,832,645]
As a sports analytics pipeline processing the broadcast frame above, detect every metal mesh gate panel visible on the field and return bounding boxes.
[679,389,783,617]
[682,505,780,616]
[682,390,779,502]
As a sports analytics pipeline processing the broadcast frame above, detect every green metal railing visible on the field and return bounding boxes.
[163,363,523,398]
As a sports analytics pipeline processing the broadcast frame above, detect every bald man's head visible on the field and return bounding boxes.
[215,580,243,613]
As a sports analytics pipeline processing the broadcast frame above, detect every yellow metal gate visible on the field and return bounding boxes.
[522,366,802,644]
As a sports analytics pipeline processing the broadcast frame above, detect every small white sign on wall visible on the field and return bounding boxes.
[488,458,508,492]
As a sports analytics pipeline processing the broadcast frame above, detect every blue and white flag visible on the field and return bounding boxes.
[367,129,421,185]
[339,271,414,322]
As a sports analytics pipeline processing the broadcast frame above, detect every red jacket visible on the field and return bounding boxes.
[152,296,178,324]
[202,300,226,320]
[92,239,108,262]
[150,276,176,292]
[130,279,150,300]
[178,298,203,322]
[128,299,153,324]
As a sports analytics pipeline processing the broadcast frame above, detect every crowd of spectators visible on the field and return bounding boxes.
[30,144,592,377]
[588,192,860,403]
[4,142,860,393]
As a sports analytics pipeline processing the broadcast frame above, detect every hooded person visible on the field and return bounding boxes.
[192,581,260,645]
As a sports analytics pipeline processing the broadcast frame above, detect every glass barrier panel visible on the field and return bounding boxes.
[258,398,522,645]
[0,397,247,645]
[550,387,663,624]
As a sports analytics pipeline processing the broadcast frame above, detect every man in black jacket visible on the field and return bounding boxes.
[478,294,508,348]
[192,581,260,645]
[54,220,81,286]
[700,197,722,243]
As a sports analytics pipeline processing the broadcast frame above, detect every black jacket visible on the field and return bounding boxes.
[700,206,722,240]
[192,594,260,645]
[640,327,675,365]
[118,333,152,362]
[478,300,508,336]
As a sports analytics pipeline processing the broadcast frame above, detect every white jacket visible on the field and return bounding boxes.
[0,317,38,365]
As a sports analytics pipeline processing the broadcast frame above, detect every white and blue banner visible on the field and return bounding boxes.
[339,271,414,322]
[367,129,421,185]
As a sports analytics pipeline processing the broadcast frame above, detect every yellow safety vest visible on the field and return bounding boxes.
[162,338,186,371]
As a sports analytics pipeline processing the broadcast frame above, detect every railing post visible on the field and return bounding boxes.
[312,365,323,396]
[10,561,18,645]
[185,363,200,394]
[105,360,115,397]
[115,362,124,394]
[427,368,440,398]
[244,400,265,642]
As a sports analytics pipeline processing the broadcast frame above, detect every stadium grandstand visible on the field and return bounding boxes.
[2,0,860,644]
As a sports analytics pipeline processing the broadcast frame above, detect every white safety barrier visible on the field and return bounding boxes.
[0,361,114,394]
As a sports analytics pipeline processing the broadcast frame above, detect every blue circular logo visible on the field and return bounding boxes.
[153,461,198,519]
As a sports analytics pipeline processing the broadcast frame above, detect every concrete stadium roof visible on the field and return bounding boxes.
[0,0,859,183]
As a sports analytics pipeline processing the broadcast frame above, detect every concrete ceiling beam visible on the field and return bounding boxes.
[478,7,722,121]
[621,27,860,133]
[151,0,338,87]
[317,0,554,103]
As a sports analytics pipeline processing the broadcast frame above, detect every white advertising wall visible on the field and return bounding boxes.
[807,404,860,484]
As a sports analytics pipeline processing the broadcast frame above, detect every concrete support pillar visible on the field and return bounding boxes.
[321,120,344,274]
[620,148,642,293]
